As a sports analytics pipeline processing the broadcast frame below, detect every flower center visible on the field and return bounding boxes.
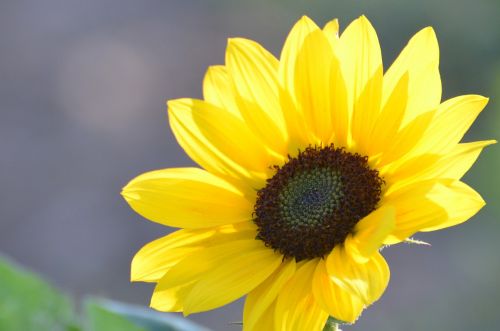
[253,145,384,261]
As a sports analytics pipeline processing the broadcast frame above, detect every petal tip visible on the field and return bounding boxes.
[323,18,340,35]
[226,37,237,46]
[299,15,313,22]
[470,94,489,104]
[296,15,318,30]
[167,98,196,113]
[182,299,198,317]
[166,99,180,111]
[120,188,136,204]
[357,15,371,25]
[130,258,141,282]
[421,26,436,37]
[226,37,252,56]
[464,95,490,110]
[478,196,486,207]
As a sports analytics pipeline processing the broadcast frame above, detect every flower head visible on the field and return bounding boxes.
[122,15,494,330]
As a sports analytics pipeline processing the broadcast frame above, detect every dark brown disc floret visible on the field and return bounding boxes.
[253,145,384,261]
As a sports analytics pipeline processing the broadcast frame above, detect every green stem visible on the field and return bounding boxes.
[323,317,341,331]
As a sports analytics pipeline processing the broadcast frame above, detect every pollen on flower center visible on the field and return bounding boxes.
[253,145,384,261]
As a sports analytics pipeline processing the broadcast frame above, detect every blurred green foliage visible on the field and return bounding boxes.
[85,299,211,331]
[86,301,145,331]
[0,255,76,331]
[0,255,210,331]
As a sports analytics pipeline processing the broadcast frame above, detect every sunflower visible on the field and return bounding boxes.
[122,15,494,330]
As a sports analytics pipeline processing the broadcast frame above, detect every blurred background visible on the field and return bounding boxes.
[0,0,499,330]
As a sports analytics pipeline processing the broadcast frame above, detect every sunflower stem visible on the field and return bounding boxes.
[323,317,341,331]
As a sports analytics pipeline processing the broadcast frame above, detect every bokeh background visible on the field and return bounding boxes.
[1,0,499,330]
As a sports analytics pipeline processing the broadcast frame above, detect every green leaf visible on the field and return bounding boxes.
[0,255,211,331]
[85,299,145,331]
[0,255,76,331]
[85,298,211,331]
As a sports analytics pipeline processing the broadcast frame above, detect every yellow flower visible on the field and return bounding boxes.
[122,15,494,330]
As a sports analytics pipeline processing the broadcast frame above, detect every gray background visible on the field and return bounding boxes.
[1,0,499,330]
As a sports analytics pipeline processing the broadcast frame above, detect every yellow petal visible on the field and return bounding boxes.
[122,167,254,228]
[248,301,277,331]
[383,180,485,242]
[382,180,444,241]
[150,281,195,312]
[323,19,339,44]
[283,16,348,148]
[339,16,383,153]
[420,180,485,232]
[293,28,335,143]
[182,240,282,315]
[278,16,320,152]
[202,65,242,119]
[326,247,389,306]
[383,140,496,192]
[132,230,209,283]
[168,98,280,186]
[322,17,349,148]
[274,259,329,331]
[131,222,256,282]
[403,62,442,126]
[378,109,436,166]
[383,27,441,126]
[429,140,496,179]
[312,259,365,324]
[155,239,280,314]
[226,38,287,154]
[411,95,489,155]
[294,298,329,331]
[327,55,350,148]
[345,206,396,263]
[366,73,408,156]
[279,16,319,104]
[243,260,296,331]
